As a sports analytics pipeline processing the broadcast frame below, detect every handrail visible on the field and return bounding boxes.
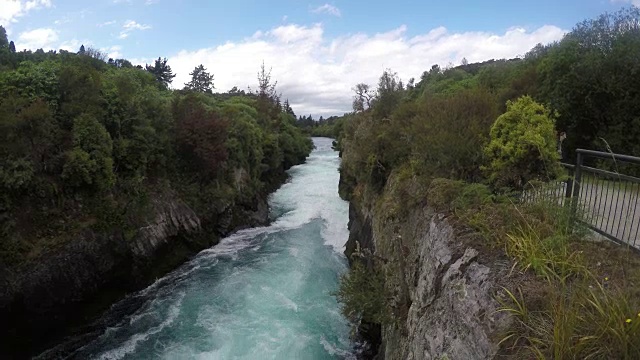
[577,149,640,165]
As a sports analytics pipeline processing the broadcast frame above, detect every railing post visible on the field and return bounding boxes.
[570,151,583,227]
[564,166,574,198]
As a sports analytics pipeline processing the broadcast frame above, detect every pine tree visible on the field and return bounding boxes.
[184,64,214,93]
[283,99,295,116]
[79,45,86,54]
[145,57,176,89]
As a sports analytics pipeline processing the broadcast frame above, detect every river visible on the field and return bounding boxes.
[44,137,356,359]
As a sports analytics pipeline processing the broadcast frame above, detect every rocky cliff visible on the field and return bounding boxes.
[0,188,270,359]
[344,183,512,359]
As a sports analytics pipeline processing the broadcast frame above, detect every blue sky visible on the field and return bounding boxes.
[1,0,637,116]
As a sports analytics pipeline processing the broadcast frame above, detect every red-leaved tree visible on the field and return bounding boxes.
[172,94,228,180]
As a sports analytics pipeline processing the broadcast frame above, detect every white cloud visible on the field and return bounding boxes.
[611,0,640,6]
[118,20,151,39]
[58,38,85,52]
[15,32,92,53]
[101,45,122,59]
[169,23,566,117]
[0,0,52,27]
[312,4,341,17]
[52,10,90,26]
[98,20,116,27]
[16,27,58,51]
[123,20,151,31]
[145,0,158,4]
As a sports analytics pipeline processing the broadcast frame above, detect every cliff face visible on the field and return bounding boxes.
[0,189,270,359]
[345,189,511,359]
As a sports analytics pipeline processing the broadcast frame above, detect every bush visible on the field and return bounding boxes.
[335,261,390,325]
[61,148,95,188]
[484,96,562,190]
[409,89,500,182]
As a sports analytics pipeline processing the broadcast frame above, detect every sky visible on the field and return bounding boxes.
[1,0,637,117]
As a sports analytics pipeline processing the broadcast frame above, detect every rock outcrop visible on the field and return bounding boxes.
[0,189,272,359]
[345,196,511,360]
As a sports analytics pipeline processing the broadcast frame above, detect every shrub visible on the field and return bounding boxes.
[335,261,390,326]
[484,96,562,190]
[409,88,500,182]
[61,148,95,187]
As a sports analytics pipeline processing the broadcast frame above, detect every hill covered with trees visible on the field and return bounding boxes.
[330,6,639,170]
[0,31,311,265]
[0,28,312,357]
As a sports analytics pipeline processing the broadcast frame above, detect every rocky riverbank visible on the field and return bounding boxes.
[0,179,281,359]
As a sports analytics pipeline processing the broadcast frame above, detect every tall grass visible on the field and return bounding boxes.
[500,281,640,359]
[427,178,640,359]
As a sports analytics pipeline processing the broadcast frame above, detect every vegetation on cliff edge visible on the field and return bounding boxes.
[336,7,640,359]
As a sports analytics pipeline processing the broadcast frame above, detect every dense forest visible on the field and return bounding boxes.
[0,28,312,267]
[296,114,346,138]
[332,6,640,187]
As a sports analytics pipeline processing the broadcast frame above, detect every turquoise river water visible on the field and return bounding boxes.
[54,137,356,359]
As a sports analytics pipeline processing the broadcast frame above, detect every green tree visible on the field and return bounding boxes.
[62,148,95,188]
[374,69,404,118]
[352,83,375,112]
[0,26,7,48]
[62,114,115,190]
[283,99,295,116]
[0,157,34,192]
[59,62,103,123]
[537,6,640,158]
[484,96,562,190]
[113,59,133,68]
[145,57,176,88]
[184,64,214,93]
[16,99,59,172]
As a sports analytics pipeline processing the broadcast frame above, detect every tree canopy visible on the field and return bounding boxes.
[331,6,640,200]
[0,36,312,266]
[484,96,562,189]
[184,64,214,93]
[145,57,176,88]
[0,26,7,49]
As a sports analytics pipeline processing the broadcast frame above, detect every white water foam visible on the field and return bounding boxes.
[96,292,185,360]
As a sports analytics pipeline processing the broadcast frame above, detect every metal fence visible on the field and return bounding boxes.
[522,149,640,250]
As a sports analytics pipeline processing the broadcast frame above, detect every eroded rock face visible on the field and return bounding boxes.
[131,196,201,257]
[386,215,508,360]
[346,204,510,360]
[0,190,271,359]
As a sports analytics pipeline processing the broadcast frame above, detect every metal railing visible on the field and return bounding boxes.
[571,149,640,248]
[522,149,640,249]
